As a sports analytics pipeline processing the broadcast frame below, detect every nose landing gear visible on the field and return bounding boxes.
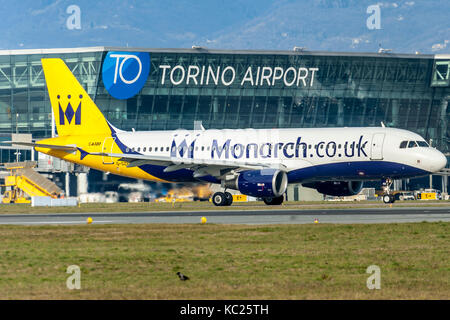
[382,178,395,204]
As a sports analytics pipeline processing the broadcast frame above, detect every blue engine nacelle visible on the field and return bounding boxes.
[223,169,288,198]
[303,181,363,196]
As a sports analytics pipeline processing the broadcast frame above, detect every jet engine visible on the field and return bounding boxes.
[303,181,363,196]
[223,169,288,198]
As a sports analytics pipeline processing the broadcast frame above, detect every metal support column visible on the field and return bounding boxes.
[65,172,70,197]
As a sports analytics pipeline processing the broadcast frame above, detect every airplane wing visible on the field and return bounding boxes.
[90,151,288,179]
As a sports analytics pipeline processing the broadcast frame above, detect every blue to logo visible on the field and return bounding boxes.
[102,51,150,100]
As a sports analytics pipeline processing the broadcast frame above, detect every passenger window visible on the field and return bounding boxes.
[408,141,417,148]
[399,141,408,149]
[166,147,169,151]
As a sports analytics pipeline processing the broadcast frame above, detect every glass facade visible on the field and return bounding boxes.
[0,47,449,165]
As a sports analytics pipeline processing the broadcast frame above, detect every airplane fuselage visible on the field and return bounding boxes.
[30,58,447,206]
[37,126,445,185]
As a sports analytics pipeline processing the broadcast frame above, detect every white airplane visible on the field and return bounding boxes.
[14,59,448,206]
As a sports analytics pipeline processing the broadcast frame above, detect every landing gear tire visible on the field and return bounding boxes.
[382,194,395,204]
[389,194,395,203]
[263,195,284,205]
[212,192,226,206]
[224,192,233,206]
[382,178,395,204]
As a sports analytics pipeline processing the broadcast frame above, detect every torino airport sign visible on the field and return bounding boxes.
[159,65,319,87]
[102,51,319,99]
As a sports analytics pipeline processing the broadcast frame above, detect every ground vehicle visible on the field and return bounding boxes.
[394,191,415,201]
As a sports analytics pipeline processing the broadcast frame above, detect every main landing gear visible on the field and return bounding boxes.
[263,196,284,205]
[381,178,395,204]
[212,192,285,206]
[212,191,233,206]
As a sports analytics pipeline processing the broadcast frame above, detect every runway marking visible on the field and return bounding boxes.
[0,207,449,225]
[4,220,114,225]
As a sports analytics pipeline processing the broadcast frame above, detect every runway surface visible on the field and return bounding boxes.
[0,206,449,225]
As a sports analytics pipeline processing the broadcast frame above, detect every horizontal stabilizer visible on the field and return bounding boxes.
[3,141,78,152]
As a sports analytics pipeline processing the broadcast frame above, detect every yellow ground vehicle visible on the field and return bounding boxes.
[155,187,193,203]
[1,161,62,204]
[1,189,30,204]
[416,192,438,200]
[155,184,214,203]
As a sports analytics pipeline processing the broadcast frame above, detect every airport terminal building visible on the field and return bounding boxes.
[0,46,449,194]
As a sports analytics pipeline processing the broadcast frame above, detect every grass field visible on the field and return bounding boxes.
[1,200,449,214]
[0,222,448,299]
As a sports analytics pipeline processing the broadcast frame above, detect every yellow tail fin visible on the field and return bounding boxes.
[41,58,111,136]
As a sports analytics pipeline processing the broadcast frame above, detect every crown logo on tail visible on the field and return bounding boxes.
[58,94,82,125]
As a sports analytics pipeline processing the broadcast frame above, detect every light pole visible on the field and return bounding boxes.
[429,139,433,190]
[15,113,19,163]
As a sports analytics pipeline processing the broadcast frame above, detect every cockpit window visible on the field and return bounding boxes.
[401,140,428,149]
[416,141,429,147]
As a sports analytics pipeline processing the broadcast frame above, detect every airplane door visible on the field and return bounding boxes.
[370,133,385,160]
[102,137,116,164]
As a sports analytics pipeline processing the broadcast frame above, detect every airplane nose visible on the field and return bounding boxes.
[430,150,447,173]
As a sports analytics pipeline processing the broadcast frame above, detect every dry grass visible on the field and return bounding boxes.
[0,222,448,299]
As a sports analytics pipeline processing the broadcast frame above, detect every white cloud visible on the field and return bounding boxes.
[376,2,399,8]
[432,40,449,51]
[31,0,62,16]
[351,38,362,48]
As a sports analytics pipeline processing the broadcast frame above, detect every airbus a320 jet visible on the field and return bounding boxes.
[12,59,447,206]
